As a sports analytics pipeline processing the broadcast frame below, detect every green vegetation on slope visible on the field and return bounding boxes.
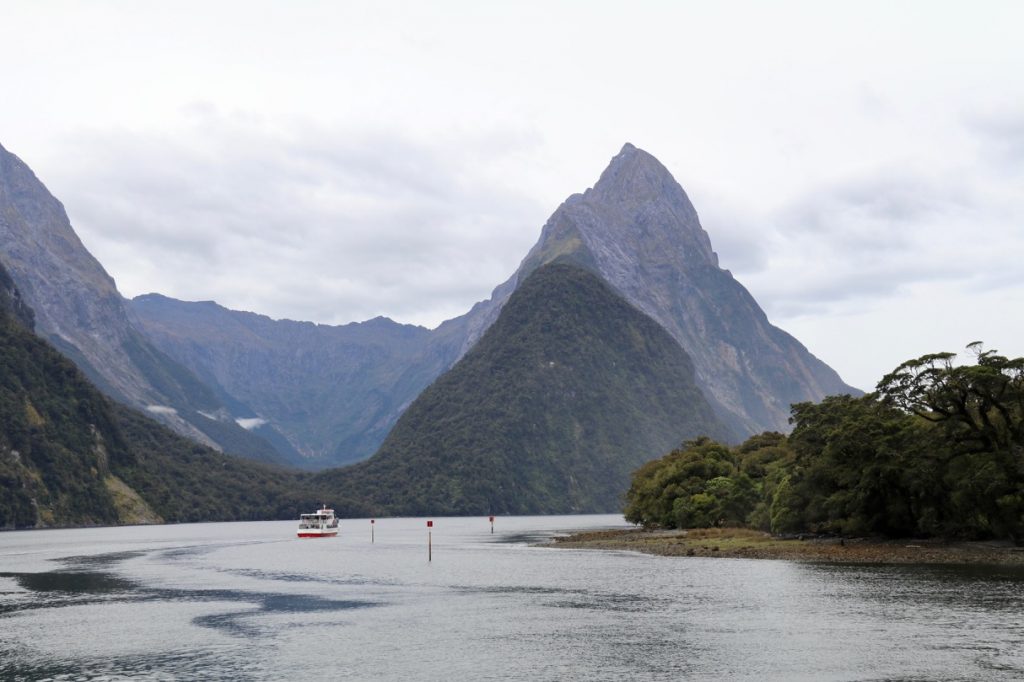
[0,295,124,527]
[624,344,1024,541]
[314,262,733,516]
[0,261,308,528]
[110,404,308,523]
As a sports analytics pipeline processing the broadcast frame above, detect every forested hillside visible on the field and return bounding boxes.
[315,262,733,515]
[624,344,1024,540]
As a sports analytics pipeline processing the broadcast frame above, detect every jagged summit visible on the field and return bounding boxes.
[591,142,694,205]
[580,142,717,267]
[454,143,856,436]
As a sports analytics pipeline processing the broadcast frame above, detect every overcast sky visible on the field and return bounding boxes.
[2,1,1022,391]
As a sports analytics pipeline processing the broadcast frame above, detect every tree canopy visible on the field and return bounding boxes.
[624,344,1024,541]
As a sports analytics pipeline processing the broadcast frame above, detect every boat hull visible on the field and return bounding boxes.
[297,530,338,538]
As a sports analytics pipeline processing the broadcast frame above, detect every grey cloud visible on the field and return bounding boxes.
[783,173,975,243]
[759,261,964,319]
[36,118,1023,346]
[49,116,548,326]
[690,191,770,274]
[742,166,1023,320]
[965,109,1024,167]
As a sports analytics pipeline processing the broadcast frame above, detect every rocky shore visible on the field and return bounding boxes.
[549,527,1024,565]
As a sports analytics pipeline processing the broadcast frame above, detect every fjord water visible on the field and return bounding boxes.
[1,516,1022,681]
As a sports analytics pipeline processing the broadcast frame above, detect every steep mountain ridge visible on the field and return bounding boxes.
[0,142,150,404]
[0,142,295,464]
[314,263,734,515]
[1,137,860,521]
[0,257,131,528]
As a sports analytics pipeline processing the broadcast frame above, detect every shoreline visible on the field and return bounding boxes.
[548,527,1024,566]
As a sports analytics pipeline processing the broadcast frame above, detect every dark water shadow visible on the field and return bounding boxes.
[807,561,1024,581]
[0,563,384,639]
[220,567,400,587]
[800,561,1024,615]
[191,592,380,637]
[59,549,148,569]
[495,531,562,545]
[0,571,135,594]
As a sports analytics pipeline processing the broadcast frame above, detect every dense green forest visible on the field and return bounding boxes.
[1,264,122,527]
[624,344,1024,540]
[314,262,733,515]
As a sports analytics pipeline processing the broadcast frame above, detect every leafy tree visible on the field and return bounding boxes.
[624,437,757,528]
[876,343,1024,539]
[623,343,1024,541]
[877,343,1024,454]
[737,432,795,531]
[785,396,938,536]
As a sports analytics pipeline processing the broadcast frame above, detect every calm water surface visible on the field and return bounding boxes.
[1,515,1023,681]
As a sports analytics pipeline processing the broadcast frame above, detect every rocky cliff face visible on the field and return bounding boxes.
[0,142,293,463]
[0,142,148,402]
[0,256,34,330]
[453,143,859,434]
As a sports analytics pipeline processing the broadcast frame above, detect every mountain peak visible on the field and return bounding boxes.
[591,142,680,203]
[484,144,859,436]
[493,143,721,322]
[539,143,717,274]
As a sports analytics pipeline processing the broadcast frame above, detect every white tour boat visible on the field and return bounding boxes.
[297,505,339,538]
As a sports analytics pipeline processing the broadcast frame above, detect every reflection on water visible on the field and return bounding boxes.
[1,516,1023,681]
